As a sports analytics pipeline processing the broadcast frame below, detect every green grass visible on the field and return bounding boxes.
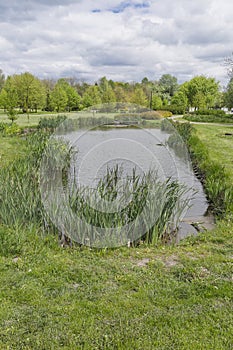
[0,135,27,166]
[193,124,233,181]
[0,222,232,349]
[0,111,75,127]
[0,124,233,349]
[0,108,162,129]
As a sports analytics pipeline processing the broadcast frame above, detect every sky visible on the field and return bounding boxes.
[0,0,232,86]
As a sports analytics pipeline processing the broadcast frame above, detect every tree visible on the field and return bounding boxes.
[159,74,178,97]
[114,85,129,102]
[98,77,116,103]
[57,79,81,111]
[130,87,148,106]
[41,79,56,111]
[141,77,149,85]
[50,83,68,112]
[0,69,5,92]
[12,72,46,119]
[171,90,188,113]
[224,77,233,109]
[0,76,19,121]
[151,94,163,109]
[224,53,233,79]
[82,86,102,108]
[184,76,219,110]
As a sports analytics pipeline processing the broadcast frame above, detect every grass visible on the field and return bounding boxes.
[193,124,233,181]
[0,135,27,166]
[0,109,104,127]
[0,223,232,349]
[0,123,233,349]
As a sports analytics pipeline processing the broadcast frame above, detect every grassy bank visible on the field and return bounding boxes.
[0,123,232,349]
[193,124,233,181]
[0,222,232,349]
[188,124,233,216]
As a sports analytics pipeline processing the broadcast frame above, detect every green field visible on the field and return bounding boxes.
[0,110,89,127]
[0,123,232,349]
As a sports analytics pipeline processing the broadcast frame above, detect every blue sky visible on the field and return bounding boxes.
[0,0,232,85]
[109,1,150,13]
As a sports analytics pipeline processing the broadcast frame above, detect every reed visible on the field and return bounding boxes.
[0,125,191,246]
[67,166,190,246]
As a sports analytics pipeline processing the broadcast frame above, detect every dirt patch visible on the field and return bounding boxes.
[136,258,150,267]
[163,255,180,268]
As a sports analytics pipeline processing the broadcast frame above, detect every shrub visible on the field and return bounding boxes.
[195,109,226,116]
[0,122,21,136]
[184,114,233,124]
[156,110,173,118]
[140,111,161,120]
[0,122,7,133]
[156,105,186,115]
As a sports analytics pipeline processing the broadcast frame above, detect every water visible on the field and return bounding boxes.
[61,125,211,241]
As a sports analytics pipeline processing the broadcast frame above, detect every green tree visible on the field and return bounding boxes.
[114,85,128,102]
[41,79,55,111]
[50,83,68,112]
[98,77,116,103]
[151,94,163,109]
[12,72,46,119]
[57,79,81,111]
[82,86,102,108]
[0,76,19,122]
[224,77,233,109]
[185,76,219,110]
[131,87,148,106]
[0,69,5,92]
[159,74,178,96]
[171,90,188,113]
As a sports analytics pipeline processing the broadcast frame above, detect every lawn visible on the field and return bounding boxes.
[0,123,232,349]
[194,124,233,181]
[0,110,116,127]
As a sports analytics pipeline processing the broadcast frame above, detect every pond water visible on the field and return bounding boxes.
[61,125,210,241]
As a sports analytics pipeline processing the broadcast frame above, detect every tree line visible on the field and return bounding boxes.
[0,68,233,122]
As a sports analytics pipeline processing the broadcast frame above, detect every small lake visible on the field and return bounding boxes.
[61,124,210,240]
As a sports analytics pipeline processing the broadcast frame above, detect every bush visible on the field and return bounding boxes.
[184,114,233,124]
[0,122,21,136]
[156,110,173,118]
[0,122,7,133]
[140,111,161,120]
[156,105,186,115]
[194,109,226,117]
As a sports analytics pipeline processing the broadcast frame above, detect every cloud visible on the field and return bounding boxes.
[0,0,232,85]
[108,1,150,14]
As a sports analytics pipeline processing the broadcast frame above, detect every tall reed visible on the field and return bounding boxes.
[0,124,191,246]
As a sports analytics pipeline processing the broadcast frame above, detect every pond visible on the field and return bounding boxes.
[59,124,211,242]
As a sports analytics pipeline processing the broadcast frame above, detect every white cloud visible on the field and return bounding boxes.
[0,0,232,85]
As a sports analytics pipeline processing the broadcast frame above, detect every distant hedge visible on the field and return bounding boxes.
[191,109,226,117]
[156,105,186,115]
[183,113,233,123]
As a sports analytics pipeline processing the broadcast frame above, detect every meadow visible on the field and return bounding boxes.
[0,116,232,349]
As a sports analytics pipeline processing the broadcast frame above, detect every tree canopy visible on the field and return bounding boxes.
[0,70,230,114]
